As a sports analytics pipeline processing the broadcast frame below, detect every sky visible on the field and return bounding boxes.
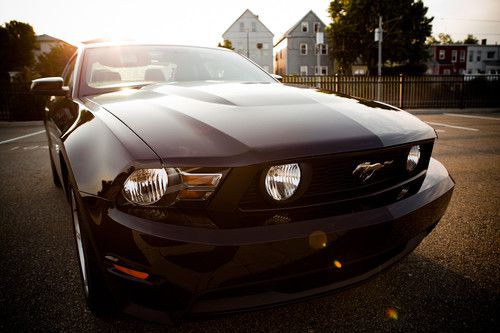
[0,0,499,46]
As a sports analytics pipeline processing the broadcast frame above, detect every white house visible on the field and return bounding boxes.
[222,9,274,73]
[466,44,500,75]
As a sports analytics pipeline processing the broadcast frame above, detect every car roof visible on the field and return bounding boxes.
[77,40,230,53]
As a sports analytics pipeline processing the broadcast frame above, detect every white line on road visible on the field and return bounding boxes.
[0,130,46,145]
[425,121,479,132]
[10,146,20,150]
[443,113,500,121]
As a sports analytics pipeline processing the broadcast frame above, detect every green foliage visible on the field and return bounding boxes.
[0,20,37,71]
[34,43,76,77]
[217,39,234,50]
[326,0,433,74]
[463,34,479,44]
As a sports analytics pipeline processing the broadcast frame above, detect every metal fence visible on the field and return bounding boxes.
[1,75,499,121]
[0,82,47,121]
[283,75,500,109]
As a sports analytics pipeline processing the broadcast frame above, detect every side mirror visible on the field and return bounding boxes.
[31,77,69,96]
[271,74,283,83]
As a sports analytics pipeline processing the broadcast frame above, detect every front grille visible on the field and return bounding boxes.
[239,141,433,210]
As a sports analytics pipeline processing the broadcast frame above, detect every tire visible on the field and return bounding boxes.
[70,188,115,314]
[49,154,62,188]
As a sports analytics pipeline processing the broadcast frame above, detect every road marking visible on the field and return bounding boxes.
[443,113,500,121]
[10,146,20,150]
[23,145,39,150]
[425,121,479,132]
[0,130,46,145]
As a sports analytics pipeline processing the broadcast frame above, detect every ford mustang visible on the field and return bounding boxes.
[31,42,454,324]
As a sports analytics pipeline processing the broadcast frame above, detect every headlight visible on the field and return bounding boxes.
[123,168,170,205]
[264,163,301,201]
[406,145,421,172]
[123,168,222,206]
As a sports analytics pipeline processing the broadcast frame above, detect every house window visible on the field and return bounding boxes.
[239,22,244,32]
[300,43,307,55]
[300,66,308,75]
[315,66,328,75]
[301,22,308,32]
[451,50,457,63]
[487,51,495,59]
[315,44,328,55]
[460,50,466,62]
[477,51,481,61]
[251,22,257,32]
[443,69,451,75]
[469,51,473,62]
[314,22,321,32]
[439,49,445,60]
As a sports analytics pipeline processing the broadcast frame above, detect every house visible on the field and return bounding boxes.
[274,10,333,76]
[34,34,72,60]
[466,43,500,75]
[222,9,274,72]
[426,44,467,75]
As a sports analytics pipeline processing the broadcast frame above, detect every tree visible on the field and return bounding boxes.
[426,33,455,45]
[326,0,433,74]
[463,34,479,44]
[33,43,76,77]
[217,39,234,50]
[0,20,37,71]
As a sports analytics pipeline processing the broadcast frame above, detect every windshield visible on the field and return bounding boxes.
[80,45,275,95]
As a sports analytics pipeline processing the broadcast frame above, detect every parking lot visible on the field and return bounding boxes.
[0,112,498,332]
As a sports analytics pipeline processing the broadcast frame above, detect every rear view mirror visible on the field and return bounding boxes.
[31,77,69,96]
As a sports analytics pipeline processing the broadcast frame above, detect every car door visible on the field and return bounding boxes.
[45,54,79,187]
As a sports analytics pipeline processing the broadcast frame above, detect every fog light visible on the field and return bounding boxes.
[406,145,420,172]
[264,163,301,201]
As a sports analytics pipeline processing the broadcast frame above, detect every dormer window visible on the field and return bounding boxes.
[301,22,308,32]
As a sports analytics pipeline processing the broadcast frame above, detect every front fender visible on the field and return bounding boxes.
[61,104,160,198]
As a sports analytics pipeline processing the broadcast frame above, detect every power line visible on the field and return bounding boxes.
[436,17,500,23]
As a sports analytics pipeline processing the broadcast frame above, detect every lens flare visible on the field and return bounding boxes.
[386,307,398,320]
[308,230,327,250]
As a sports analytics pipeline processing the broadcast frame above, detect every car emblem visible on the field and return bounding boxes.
[352,160,393,183]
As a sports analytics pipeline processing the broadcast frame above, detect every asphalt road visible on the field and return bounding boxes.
[0,113,498,332]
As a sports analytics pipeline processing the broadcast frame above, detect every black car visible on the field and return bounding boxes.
[32,42,454,324]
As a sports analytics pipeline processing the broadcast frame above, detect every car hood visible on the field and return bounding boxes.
[87,82,435,166]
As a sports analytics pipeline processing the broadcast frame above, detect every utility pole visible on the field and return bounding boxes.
[316,31,324,88]
[375,15,383,100]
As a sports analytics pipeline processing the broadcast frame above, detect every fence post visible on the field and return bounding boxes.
[460,75,465,109]
[334,74,338,92]
[399,74,404,109]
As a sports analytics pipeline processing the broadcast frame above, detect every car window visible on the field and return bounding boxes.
[80,45,274,95]
[63,55,77,87]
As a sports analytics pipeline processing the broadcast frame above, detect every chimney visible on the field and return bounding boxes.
[481,39,487,45]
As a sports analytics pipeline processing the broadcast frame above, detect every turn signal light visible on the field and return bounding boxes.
[113,264,149,280]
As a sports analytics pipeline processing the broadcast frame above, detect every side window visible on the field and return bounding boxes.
[62,55,77,87]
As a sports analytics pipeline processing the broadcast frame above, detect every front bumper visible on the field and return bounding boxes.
[79,158,454,321]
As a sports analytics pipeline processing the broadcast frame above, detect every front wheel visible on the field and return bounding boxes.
[70,188,115,314]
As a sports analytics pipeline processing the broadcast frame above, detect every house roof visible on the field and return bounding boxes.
[36,34,72,46]
[222,9,273,37]
[274,10,326,47]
